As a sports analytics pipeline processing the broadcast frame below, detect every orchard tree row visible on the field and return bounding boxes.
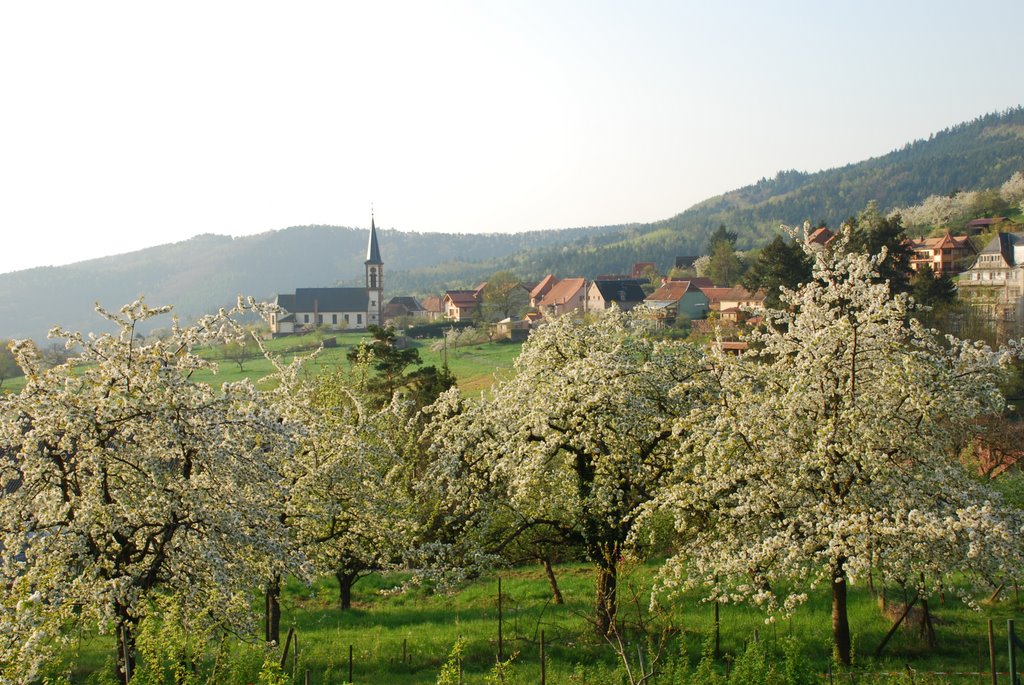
[2,227,1023,681]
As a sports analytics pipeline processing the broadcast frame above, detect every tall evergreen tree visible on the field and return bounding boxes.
[742,235,812,306]
[844,201,913,294]
[705,223,738,253]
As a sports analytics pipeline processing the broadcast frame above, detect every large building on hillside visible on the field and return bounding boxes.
[270,217,384,335]
[957,232,1024,334]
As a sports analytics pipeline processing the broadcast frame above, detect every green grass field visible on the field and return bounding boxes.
[1,329,523,396]
[65,562,1024,684]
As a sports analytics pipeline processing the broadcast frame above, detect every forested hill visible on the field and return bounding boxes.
[0,224,626,343]
[2,107,1022,343]
[397,107,1024,288]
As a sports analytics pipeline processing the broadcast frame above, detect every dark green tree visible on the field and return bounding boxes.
[705,223,738,253]
[910,265,957,309]
[844,201,913,294]
[347,325,455,409]
[741,235,812,306]
[706,239,745,286]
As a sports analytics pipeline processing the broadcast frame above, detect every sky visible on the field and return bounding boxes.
[1,1,1022,275]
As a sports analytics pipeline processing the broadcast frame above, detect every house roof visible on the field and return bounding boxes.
[276,293,296,311]
[388,296,424,312]
[699,285,765,306]
[687,277,714,289]
[276,287,369,313]
[646,280,699,303]
[975,232,1024,267]
[530,274,558,300]
[590,280,646,304]
[908,232,975,252]
[593,275,645,284]
[807,226,835,246]
[420,296,444,313]
[444,290,481,308]
[539,278,586,307]
[967,217,1009,229]
[697,287,732,304]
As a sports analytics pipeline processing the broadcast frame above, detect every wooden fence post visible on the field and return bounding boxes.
[990,619,997,685]
[1009,619,1020,685]
[279,627,295,670]
[348,644,354,684]
[498,576,504,661]
[540,629,546,685]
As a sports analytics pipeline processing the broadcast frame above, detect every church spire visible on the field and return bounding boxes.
[366,212,383,265]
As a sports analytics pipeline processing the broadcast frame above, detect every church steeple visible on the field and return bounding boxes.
[366,213,383,265]
[365,213,383,326]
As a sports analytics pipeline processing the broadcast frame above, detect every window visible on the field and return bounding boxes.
[357,314,363,325]
[332,314,337,324]
[344,314,350,324]
[317,314,323,324]
[303,314,309,323]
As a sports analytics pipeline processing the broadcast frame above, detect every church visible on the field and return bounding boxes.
[269,217,384,335]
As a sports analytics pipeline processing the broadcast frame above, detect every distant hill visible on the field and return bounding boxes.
[0,224,625,342]
[2,107,1022,343]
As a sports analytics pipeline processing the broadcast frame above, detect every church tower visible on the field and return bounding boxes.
[365,214,384,326]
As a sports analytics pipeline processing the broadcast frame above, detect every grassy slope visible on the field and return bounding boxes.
[0,330,522,396]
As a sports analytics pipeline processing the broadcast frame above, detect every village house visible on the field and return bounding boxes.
[538,278,587,317]
[270,216,384,335]
[384,296,427,322]
[965,217,1012,234]
[419,295,445,321]
[806,226,836,249]
[586,279,647,312]
[529,274,559,307]
[957,231,1024,331]
[699,285,766,313]
[443,287,484,322]
[907,231,976,275]
[643,280,709,323]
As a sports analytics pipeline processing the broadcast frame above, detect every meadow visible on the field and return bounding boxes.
[65,563,1024,684]
[1,328,523,395]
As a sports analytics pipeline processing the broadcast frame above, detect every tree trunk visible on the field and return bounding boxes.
[336,570,358,611]
[919,573,937,649]
[594,551,618,636]
[832,560,852,666]
[265,574,281,644]
[541,556,564,605]
[114,606,137,685]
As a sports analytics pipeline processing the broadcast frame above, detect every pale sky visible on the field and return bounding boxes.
[1,1,1022,274]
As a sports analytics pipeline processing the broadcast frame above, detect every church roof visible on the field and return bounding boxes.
[277,287,369,313]
[366,216,383,265]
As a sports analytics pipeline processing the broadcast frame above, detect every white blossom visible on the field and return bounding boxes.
[653,227,1024,663]
[424,309,707,633]
[0,299,298,679]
